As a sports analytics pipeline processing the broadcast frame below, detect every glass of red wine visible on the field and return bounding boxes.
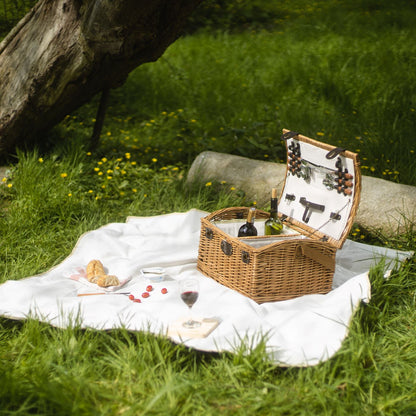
[180,278,201,329]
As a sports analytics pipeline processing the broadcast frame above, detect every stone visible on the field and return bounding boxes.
[187,151,416,236]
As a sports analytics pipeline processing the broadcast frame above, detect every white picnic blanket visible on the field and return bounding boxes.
[0,209,412,366]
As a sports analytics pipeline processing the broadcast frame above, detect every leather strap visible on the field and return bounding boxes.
[295,244,335,271]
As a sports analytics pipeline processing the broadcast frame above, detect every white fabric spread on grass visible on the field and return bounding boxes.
[0,209,412,367]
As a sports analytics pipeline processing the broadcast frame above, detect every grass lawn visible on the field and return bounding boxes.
[1,0,416,414]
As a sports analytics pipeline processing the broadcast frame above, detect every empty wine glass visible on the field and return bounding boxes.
[179,278,201,329]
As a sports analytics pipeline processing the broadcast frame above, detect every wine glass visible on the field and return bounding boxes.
[179,278,201,329]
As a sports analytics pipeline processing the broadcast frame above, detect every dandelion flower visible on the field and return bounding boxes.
[98,172,103,176]
[7,183,13,188]
[230,186,236,191]
[125,153,131,159]
[94,167,100,172]
[132,188,137,193]
[38,158,44,163]
[88,190,93,194]
[86,152,92,156]
[68,193,72,197]
[152,158,157,162]
[1,177,6,183]
[102,157,107,162]
[316,132,324,136]
[61,173,68,178]
[205,182,212,187]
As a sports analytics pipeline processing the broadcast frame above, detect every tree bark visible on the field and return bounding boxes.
[0,0,202,154]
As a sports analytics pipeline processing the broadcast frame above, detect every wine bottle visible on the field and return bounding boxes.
[238,207,258,237]
[265,188,283,235]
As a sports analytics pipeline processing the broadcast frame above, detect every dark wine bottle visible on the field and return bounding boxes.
[238,207,258,237]
[265,188,283,235]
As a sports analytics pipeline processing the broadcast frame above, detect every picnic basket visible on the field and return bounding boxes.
[197,130,361,303]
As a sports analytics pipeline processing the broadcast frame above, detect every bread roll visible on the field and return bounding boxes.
[97,275,120,287]
[86,260,105,282]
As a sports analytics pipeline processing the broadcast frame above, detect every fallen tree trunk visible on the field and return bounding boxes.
[0,0,202,154]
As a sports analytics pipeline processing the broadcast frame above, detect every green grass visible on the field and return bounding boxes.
[1,0,416,414]
[42,0,416,186]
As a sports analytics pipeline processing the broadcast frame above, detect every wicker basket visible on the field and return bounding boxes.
[197,130,361,303]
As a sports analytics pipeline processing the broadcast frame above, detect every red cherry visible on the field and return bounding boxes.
[128,294,135,301]
[161,288,168,294]
[142,292,150,298]
[133,298,141,303]
[146,285,153,292]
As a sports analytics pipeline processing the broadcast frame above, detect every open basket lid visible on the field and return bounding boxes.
[278,129,361,249]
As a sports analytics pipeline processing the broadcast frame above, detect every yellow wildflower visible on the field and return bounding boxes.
[7,183,13,188]
[38,158,44,163]
[205,182,212,187]
[61,173,68,178]
[125,153,131,159]
[152,158,157,162]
